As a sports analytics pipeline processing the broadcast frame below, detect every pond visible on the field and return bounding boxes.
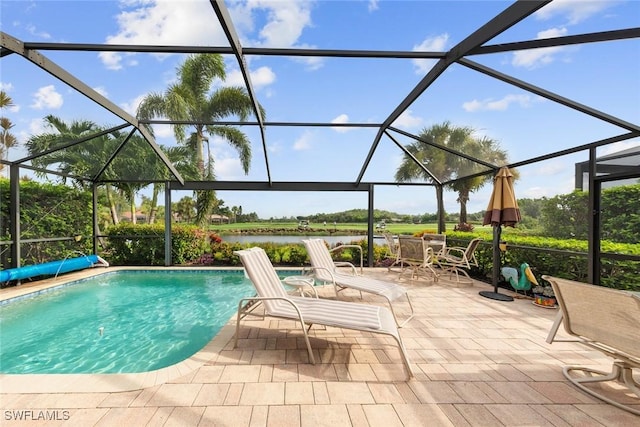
[221,234,387,246]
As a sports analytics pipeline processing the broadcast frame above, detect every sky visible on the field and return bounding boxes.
[1,0,639,219]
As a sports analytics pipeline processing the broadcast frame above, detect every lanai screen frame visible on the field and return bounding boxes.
[1,0,639,283]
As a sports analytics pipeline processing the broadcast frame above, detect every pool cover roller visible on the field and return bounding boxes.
[0,255,109,282]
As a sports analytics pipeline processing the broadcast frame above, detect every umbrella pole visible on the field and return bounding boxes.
[479,225,514,302]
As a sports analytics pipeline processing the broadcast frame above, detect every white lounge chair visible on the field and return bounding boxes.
[435,237,482,286]
[543,275,640,415]
[302,238,415,327]
[234,247,413,378]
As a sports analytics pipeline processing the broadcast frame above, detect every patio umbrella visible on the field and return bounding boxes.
[479,167,521,302]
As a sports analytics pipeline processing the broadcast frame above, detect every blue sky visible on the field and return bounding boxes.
[1,0,639,219]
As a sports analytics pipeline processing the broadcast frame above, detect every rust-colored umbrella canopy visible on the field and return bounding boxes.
[480,167,521,302]
[483,167,521,227]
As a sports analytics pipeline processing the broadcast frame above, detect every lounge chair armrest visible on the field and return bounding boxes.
[237,296,307,322]
[280,278,319,299]
[333,261,358,275]
[440,246,466,258]
[305,266,339,283]
[330,244,363,274]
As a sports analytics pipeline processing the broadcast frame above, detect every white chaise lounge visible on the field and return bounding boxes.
[302,238,414,327]
[234,247,414,379]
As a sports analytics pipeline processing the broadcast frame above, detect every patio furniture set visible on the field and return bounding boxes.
[384,232,482,286]
[233,240,640,415]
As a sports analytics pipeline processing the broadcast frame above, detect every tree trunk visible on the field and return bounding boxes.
[148,184,160,224]
[130,197,137,225]
[458,188,470,224]
[106,184,119,225]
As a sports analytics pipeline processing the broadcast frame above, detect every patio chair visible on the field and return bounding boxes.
[234,247,414,378]
[302,238,414,327]
[382,232,401,271]
[435,237,482,286]
[542,275,640,415]
[397,235,438,281]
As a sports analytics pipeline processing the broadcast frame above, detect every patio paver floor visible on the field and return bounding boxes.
[1,268,639,426]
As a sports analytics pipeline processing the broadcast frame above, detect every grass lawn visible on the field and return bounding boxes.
[209,221,471,235]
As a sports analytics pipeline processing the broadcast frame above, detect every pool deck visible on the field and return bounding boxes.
[1,266,639,426]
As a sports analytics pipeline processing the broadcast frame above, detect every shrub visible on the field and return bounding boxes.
[105,223,207,265]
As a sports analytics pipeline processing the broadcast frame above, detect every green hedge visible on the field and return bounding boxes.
[445,232,639,291]
[105,223,208,265]
[0,179,93,267]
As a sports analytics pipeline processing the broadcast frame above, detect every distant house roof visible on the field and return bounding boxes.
[209,214,229,223]
[575,145,640,190]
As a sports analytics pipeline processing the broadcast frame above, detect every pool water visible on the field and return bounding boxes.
[0,269,299,374]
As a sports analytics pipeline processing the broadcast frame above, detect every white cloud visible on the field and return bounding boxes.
[120,94,147,116]
[392,110,423,128]
[0,82,13,91]
[30,85,63,110]
[511,27,568,69]
[293,130,313,150]
[93,86,109,97]
[100,0,229,70]
[152,124,173,139]
[535,0,617,25]
[331,114,351,133]
[462,94,535,112]
[28,118,49,136]
[225,66,276,90]
[213,156,245,180]
[368,0,379,13]
[25,24,51,39]
[412,34,448,75]
[255,0,313,47]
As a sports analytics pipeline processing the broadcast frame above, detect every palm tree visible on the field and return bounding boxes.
[137,54,264,226]
[395,121,509,225]
[25,115,126,225]
[145,144,200,224]
[0,90,18,173]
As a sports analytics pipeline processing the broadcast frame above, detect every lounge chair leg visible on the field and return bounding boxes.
[300,323,316,364]
[563,363,640,415]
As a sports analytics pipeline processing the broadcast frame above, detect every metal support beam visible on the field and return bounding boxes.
[588,148,600,284]
[210,0,270,184]
[459,59,640,133]
[92,183,99,255]
[164,181,172,266]
[357,1,550,185]
[1,31,184,185]
[9,164,20,268]
[368,185,375,267]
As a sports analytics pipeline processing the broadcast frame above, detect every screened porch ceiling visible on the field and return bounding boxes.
[1,0,639,191]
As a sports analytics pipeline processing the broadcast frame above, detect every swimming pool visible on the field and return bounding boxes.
[0,269,300,374]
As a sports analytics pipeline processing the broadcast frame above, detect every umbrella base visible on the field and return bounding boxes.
[479,291,514,302]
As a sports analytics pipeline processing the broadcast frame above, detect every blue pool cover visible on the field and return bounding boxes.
[0,255,106,282]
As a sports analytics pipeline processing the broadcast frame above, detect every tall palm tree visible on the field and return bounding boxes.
[25,115,127,225]
[137,54,264,226]
[395,121,510,225]
[0,90,18,173]
[145,144,200,224]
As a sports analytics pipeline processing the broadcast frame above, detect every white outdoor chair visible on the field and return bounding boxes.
[543,275,640,415]
[234,247,413,379]
[435,237,482,286]
[302,238,414,327]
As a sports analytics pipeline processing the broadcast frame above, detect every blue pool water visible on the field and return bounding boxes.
[0,269,299,374]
